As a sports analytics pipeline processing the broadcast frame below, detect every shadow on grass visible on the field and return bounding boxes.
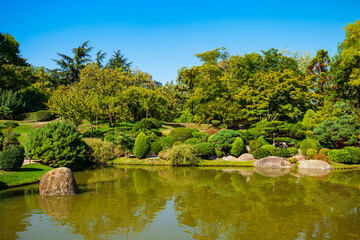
[0,181,8,190]
[20,167,44,172]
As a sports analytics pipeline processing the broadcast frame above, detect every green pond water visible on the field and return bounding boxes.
[1,166,360,240]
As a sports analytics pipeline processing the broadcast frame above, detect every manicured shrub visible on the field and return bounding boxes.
[253,148,270,159]
[209,129,242,152]
[194,142,214,158]
[261,145,276,155]
[25,121,87,170]
[306,149,318,159]
[104,134,116,143]
[287,147,299,156]
[3,134,20,147]
[312,153,330,163]
[83,138,115,165]
[249,140,263,153]
[184,138,201,145]
[168,145,199,166]
[160,136,176,149]
[158,148,171,160]
[0,145,24,171]
[116,132,135,155]
[257,136,270,145]
[243,128,261,142]
[275,148,291,158]
[328,149,352,163]
[3,121,19,129]
[230,137,244,157]
[170,127,193,142]
[305,130,316,139]
[173,141,182,146]
[133,132,151,159]
[148,118,162,129]
[34,110,55,122]
[132,118,158,132]
[214,148,223,158]
[319,148,330,156]
[299,139,321,155]
[192,131,209,142]
[150,141,162,154]
[343,146,360,164]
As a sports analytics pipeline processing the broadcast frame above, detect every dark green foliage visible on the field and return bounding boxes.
[253,148,270,159]
[243,128,261,143]
[132,118,158,132]
[115,132,135,154]
[3,121,18,128]
[25,121,87,170]
[299,139,321,155]
[104,134,116,143]
[160,136,176,149]
[208,129,242,152]
[194,142,214,158]
[170,127,193,142]
[133,132,150,159]
[214,148,223,158]
[319,148,330,156]
[0,88,23,113]
[287,147,299,156]
[168,144,199,166]
[343,147,360,164]
[148,118,162,129]
[260,145,276,155]
[230,137,244,157]
[328,149,352,163]
[0,106,12,119]
[0,145,24,171]
[20,87,48,112]
[34,110,55,122]
[150,141,162,154]
[275,148,291,158]
[184,138,201,145]
[306,149,318,159]
[249,139,263,153]
[3,134,20,147]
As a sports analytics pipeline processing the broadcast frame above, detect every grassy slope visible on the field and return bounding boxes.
[0,163,53,189]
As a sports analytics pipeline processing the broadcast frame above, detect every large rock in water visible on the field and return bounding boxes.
[298,160,332,170]
[254,156,293,168]
[39,167,79,195]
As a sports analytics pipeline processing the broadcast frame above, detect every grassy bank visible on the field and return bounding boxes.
[0,163,53,189]
[330,162,360,169]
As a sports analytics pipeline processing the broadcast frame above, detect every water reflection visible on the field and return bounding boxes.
[0,167,360,239]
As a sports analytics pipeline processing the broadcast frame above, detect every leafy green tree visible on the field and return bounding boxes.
[53,41,93,84]
[107,50,132,71]
[0,32,27,66]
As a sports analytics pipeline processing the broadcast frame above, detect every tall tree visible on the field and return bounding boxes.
[107,50,132,71]
[53,41,93,84]
[307,49,331,95]
[95,50,107,68]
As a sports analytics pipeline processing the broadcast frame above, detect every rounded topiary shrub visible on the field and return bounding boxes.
[192,131,209,142]
[170,128,193,142]
[132,118,158,132]
[25,121,87,170]
[287,147,299,156]
[342,146,360,164]
[261,145,276,156]
[300,139,321,156]
[34,110,55,122]
[184,138,201,145]
[160,136,176,149]
[168,144,199,166]
[275,148,291,158]
[249,140,263,153]
[306,149,318,159]
[133,132,151,159]
[253,148,270,159]
[150,141,162,154]
[214,148,223,158]
[328,149,352,163]
[208,129,242,153]
[194,142,214,158]
[319,148,330,156]
[230,137,244,157]
[0,145,24,171]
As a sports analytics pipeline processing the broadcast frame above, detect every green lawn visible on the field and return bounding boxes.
[330,161,360,169]
[199,159,255,167]
[0,163,53,189]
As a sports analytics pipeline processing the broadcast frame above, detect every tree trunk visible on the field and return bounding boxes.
[108,107,113,127]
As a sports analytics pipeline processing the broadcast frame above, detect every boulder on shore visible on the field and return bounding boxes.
[238,153,255,161]
[298,160,332,170]
[254,156,293,168]
[222,155,239,161]
[39,167,79,195]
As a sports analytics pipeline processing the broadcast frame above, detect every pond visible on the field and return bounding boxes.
[1,166,360,240]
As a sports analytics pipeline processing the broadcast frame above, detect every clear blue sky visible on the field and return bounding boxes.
[1,0,359,84]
